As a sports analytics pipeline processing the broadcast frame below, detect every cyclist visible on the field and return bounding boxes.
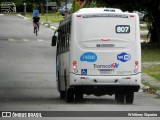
[33,13,40,33]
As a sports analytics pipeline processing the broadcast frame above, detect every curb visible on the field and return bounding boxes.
[142,73,160,95]
[140,83,160,95]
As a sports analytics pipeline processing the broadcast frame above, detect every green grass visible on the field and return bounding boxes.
[142,65,160,94]
[142,49,160,62]
[142,46,160,62]
[24,12,63,23]
[142,44,160,86]
[142,65,160,81]
[140,26,148,31]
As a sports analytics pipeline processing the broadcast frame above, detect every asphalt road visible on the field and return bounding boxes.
[0,14,160,120]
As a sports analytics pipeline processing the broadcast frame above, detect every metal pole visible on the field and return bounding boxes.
[46,2,48,23]
[24,5,26,15]
[23,3,26,15]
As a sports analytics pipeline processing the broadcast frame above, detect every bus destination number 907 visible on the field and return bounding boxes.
[116,25,130,33]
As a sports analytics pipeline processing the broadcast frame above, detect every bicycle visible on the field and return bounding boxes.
[34,22,39,36]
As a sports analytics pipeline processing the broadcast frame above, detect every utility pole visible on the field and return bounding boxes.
[45,0,50,23]
[23,3,27,15]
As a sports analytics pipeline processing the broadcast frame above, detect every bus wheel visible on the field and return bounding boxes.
[66,88,74,103]
[125,92,134,104]
[75,92,83,102]
[115,93,125,104]
[60,91,66,100]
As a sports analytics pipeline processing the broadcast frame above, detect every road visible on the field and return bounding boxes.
[0,14,160,120]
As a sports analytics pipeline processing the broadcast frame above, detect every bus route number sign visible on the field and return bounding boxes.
[116,25,130,33]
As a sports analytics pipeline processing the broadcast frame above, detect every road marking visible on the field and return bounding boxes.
[8,39,15,41]
[8,39,46,42]
[0,14,4,16]
[37,39,44,42]
[23,39,29,42]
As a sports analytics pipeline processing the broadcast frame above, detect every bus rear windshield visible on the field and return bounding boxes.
[75,16,136,41]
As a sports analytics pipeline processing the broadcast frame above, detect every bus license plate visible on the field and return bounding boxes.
[98,69,114,74]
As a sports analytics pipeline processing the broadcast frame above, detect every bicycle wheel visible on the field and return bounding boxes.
[35,26,38,36]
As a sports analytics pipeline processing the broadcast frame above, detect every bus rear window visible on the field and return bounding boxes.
[75,17,135,41]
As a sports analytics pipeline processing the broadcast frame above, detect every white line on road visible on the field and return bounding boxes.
[23,39,30,42]
[8,39,15,41]
[8,39,46,42]
[0,14,4,16]
[37,39,44,42]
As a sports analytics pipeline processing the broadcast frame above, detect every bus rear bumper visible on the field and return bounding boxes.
[70,73,141,86]
[69,73,141,95]
[69,85,140,96]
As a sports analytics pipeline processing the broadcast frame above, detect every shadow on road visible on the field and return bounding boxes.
[0,96,119,105]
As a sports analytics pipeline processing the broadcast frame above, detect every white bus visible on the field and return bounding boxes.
[52,8,141,104]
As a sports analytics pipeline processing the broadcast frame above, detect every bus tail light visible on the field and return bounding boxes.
[72,61,78,73]
[72,61,77,69]
[130,15,135,18]
[134,61,138,73]
[101,38,110,41]
[77,15,82,17]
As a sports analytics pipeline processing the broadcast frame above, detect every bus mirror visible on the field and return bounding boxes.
[51,36,57,46]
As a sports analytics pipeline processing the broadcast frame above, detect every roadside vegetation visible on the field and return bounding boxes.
[142,80,160,94]
[139,22,160,93]
[142,45,160,62]
[24,12,63,23]
[142,65,160,81]
[141,43,160,94]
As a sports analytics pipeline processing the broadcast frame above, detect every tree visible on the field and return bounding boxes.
[72,0,84,12]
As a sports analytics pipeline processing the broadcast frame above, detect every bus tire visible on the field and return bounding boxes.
[125,92,134,104]
[75,92,83,101]
[66,88,74,103]
[60,91,66,100]
[115,93,125,104]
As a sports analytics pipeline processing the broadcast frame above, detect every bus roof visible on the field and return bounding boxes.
[76,8,123,13]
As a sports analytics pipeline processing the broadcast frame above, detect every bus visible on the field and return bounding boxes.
[52,8,141,104]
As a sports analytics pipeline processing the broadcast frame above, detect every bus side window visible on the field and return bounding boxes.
[62,26,65,53]
[58,33,60,54]
[67,22,71,51]
[65,24,67,52]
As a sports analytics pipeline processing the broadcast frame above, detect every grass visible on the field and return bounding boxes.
[142,65,160,81]
[140,26,148,31]
[142,44,160,62]
[142,65,160,94]
[142,49,160,62]
[141,44,160,92]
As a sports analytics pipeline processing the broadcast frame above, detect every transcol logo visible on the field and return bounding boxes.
[112,63,119,68]
[117,52,131,62]
[93,63,119,69]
